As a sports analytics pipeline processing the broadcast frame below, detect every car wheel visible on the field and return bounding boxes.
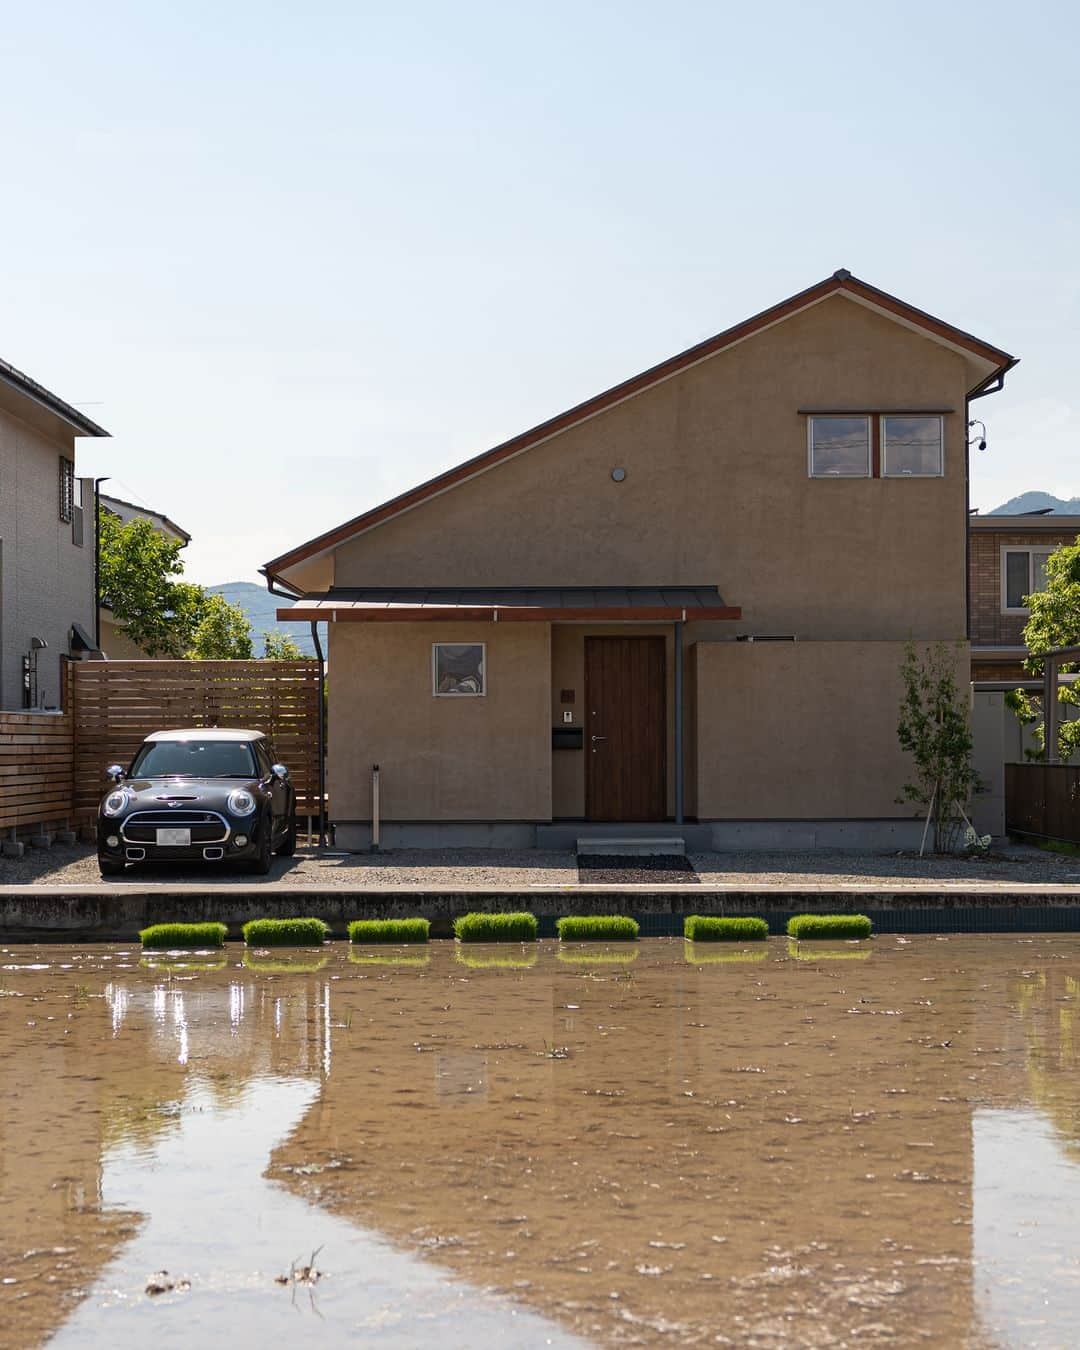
[99,856,125,877]
[276,814,296,857]
[248,819,272,875]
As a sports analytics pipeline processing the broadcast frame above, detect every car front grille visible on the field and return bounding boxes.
[121,810,230,844]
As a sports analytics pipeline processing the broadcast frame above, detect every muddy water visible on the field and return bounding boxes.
[2,938,1080,1348]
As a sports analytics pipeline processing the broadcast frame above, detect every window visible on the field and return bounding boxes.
[433,643,485,696]
[1002,547,1054,613]
[808,417,870,477]
[58,457,75,522]
[882,415,943,477]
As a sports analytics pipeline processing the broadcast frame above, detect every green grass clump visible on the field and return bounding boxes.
[139,922,228,950]
[685,945,767,965]
[556,915,639,942]
[348,918,430,944]
[455,947,539,970]
[242,917,329,947]
[786,914,872,940]
[453,911,538,943]
[684,915,768,942]
[557,947,639,966]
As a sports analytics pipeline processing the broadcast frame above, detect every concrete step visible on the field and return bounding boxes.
[577,836,686,857]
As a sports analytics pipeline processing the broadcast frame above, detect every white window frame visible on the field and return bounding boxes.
[432,642,486,697]
[880,414,944,478]
[807,415,870,478]
[1000,547,1054,615]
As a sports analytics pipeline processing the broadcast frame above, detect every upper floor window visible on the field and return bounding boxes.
[808,417,870,477]
[58,457,75,522]
[881,415,943,477]
[1002,547,1054,613]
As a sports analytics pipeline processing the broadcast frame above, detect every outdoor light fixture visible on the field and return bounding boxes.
[967,419,988,452]
[611,467,627,482]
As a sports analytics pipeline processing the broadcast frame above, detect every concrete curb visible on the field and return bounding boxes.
[4,884,1080,941]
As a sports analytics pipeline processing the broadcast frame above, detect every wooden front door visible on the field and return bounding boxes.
[584,636,666,822]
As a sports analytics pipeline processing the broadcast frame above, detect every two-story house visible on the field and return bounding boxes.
[969,513,1080,681]
[264,270,1016,850]
[0,355,109,710]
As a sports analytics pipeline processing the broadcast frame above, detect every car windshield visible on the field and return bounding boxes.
[130,740,258,778]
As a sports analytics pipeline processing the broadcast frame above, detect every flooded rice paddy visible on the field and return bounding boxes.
[3,935,1080,1347]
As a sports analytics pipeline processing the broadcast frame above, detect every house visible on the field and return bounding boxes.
[0,354,109,710]
[264,270,1016,850]
[98,493,191,658]
[969,513,1080,681]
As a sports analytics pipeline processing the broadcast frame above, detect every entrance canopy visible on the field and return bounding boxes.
[280,586,740,624]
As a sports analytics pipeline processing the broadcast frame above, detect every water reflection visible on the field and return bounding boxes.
[2,937,1080,1347]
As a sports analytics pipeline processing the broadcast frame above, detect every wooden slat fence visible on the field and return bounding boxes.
[0,711,74,830]
[70,660,322,817]
[1005,762,1080,845]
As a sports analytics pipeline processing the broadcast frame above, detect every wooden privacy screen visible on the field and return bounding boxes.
[1005,762,1080,846]
[69,660,322,816]
[0,711,74,830]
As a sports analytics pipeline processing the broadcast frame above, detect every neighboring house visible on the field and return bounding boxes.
[98,494,191,658]
[969,513,1080,681]
[0,355,109,710]
[264,270,1016,849]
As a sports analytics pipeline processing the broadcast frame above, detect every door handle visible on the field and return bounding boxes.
[591,735,607,743]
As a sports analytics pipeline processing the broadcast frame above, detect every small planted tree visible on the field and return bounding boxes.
[1005,537,1080,762]
[897,641,978,854]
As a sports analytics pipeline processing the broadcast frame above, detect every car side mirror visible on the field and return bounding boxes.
[271,763,289,781]
[106,763,125,783]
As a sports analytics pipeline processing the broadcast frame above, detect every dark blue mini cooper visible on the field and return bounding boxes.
[97,728,296,877]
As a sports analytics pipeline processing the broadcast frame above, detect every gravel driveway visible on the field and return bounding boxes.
[3,841,1080,888]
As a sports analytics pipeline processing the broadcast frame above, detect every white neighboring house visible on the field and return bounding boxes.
[98,495,191,659]
[0,354,109,710]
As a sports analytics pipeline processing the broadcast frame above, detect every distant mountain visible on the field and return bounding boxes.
[208,582,320,657]
[989,491,1080,515]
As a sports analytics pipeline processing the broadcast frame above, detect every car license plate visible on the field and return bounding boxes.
[156,828,191,847]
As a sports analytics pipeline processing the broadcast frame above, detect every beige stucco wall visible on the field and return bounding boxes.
[0,406,95,710]
[328,621,551,821]
[99,613,149,661]
[329,294,970,641]
[692,640,970,819]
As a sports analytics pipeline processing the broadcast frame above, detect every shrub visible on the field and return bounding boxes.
[685,945,767,965]
[348,918,429,944]
[242,917,329,947]
[683,915,768,942]
[786,914,872,940]
[453,911,538,943]
[557,947,639,966]
[556,915,639,942]
[348,950,430,968]
[455,947,539,970]
[139,922,228,950]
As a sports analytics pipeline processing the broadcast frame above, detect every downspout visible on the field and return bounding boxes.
[310,620,327,848]
[93,476,110,650]
[674,619,684,826]
[964,360,1019,642]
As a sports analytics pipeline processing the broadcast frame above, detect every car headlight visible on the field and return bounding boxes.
[227,788,256,816]
[103,789,130,817]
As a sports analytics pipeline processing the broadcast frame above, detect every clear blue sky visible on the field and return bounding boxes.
[1,1,1076,584]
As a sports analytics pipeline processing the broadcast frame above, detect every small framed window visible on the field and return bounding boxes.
[58,457,75,522]
[1002,547,1054,613]
[808,417,870,477]
[881,415,943,477]
[433,643,485,696]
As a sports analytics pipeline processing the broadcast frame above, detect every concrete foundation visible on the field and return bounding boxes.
[334,820,539,851]
[703,819,931,852]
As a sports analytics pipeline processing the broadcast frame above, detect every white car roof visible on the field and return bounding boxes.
[143,728,265,743]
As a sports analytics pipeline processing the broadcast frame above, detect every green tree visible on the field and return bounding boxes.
[897,641,979,854]
[1005,536,1080,761]
[98,508,200,657]
[188,593,254,659]
[262,630,303,659]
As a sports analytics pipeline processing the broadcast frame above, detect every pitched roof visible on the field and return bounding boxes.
[0,353,109,436]
[264,270,1016,584]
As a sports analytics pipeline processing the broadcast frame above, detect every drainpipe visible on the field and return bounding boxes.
[310,620,327,847]
[674,619,684,826]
